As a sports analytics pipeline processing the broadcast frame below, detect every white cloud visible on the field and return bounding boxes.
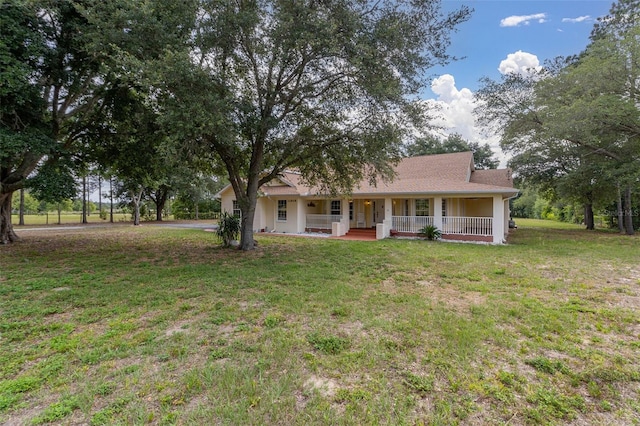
[426,75,506,166]
[498,51,541,76]
[500,13,547,27]
[562,16,591,23]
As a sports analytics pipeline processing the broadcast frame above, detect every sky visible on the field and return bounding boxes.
[423,0,614,165]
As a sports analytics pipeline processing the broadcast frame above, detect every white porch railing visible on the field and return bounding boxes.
[392,216,433,233]
[306,214,343,229]
[442,216,493,236]
[391,216,493,236]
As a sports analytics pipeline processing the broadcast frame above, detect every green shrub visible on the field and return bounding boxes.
[418,224,441,240]
[216,212,241,247]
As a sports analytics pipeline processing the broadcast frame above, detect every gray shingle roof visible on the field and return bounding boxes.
[258,152,517,197]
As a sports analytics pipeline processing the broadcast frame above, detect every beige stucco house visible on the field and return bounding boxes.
[216,152,519,244]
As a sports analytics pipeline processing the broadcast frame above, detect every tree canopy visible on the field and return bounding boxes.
[1,0,470,247]
[405,133,498,169]
[475,0,639,233]
[158,0,471,250]
[0,0,197,242]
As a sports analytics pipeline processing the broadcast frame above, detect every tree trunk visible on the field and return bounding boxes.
[98,175,102,213]
[153,188,168,221]
[239,199,257,250]
[57,204,62,225]
[19,189,25,226]
[109,177,114,223]
[584,203,594,230]
[617,184,625,233]
[623,185,634,235]
[238,179,260,251]
[82,176,88,224]
[0,192,20,244]
[130,188,143,226]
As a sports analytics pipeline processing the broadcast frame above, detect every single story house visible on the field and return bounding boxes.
[216,152,519,243]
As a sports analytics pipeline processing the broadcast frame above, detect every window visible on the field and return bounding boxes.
[277,200,287,221]
[415,199,429,216]
[349,201,353,220]
[330,200,341,216]
[442,199,447,217]
[232,200,241,218]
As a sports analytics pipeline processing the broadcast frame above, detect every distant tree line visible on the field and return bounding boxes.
[404,133,499,169]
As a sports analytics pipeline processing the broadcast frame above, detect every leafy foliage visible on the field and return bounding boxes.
[27,161,77,204]
[418,224,442,240]
[159,0,471,250]
[405,133,498,169]
[216,212,240,247]
[475,0,640,234]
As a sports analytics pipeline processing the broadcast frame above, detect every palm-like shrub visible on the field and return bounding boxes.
[418,225,441,241]
[217,212,241,247]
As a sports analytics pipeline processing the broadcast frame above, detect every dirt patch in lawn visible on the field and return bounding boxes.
[417,280,487,315]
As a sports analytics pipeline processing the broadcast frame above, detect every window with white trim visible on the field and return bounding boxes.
[330,200,341,216]
[415,199,429,216]
[232,200,241,218]
[277,200,287,221]
[349,201,353,220]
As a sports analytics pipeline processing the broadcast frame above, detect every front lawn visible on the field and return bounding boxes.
[1,223,638,424]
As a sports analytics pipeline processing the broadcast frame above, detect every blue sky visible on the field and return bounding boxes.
[421,0,613,164]
[429,0,613,93]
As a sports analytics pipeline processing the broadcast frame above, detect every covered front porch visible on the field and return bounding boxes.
[303,195,510,244]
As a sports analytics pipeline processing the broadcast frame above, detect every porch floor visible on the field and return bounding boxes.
[331,228,377,241]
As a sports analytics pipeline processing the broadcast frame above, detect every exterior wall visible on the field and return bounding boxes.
[263,198,275,231]
[391,232,493,243]
[462,198,492,217]
[447,198,464,216]
[219,187,235,217]
[219,186,513,243]
[443,234,493,243]
[273,198,301,233]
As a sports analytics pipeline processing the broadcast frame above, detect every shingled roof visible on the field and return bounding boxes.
[234,152,517,198]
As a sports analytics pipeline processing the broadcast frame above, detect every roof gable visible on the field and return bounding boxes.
[469,169,514,188]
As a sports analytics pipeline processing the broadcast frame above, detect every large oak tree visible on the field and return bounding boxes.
[160,0,471,250]
[0,0,196,243]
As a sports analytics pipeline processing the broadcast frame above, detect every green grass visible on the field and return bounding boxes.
[11,212,132,226]
[0,222,639,424]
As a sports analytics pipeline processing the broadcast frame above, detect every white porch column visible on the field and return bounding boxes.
[384,197,392,222]
[296,199,306,233]
[377,197,393,240]
[433,196,443,231]
[492,195,505,244]
[341,198,350,234]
